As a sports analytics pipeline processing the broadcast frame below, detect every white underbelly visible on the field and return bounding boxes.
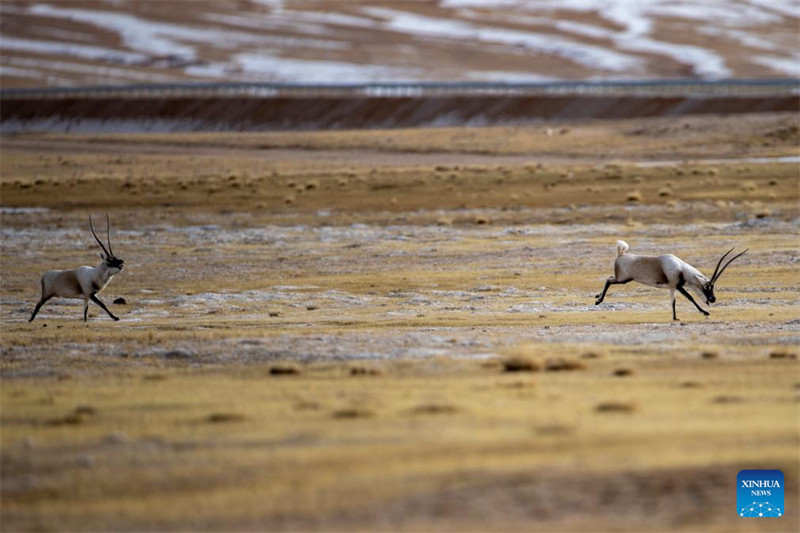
[637,279,670,289]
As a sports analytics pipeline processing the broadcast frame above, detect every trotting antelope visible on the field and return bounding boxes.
[29,214,124,323]
[595,240,747,320]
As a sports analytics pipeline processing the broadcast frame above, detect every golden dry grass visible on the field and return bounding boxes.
[2,356,797,531]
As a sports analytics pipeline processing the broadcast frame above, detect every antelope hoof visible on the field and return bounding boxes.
[112,316,120,322]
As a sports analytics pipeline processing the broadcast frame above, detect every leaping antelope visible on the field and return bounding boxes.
[29,214,124,323]
[595,240,747,320]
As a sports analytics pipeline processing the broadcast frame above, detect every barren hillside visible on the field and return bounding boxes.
[1,0,798,88]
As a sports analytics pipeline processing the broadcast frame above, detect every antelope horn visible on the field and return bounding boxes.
[105,212,114,256]
[711,248,748,283]
[710,247,734,282]
[89,215,111,257]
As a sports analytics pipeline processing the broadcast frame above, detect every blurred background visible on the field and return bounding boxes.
[1,0,798,88]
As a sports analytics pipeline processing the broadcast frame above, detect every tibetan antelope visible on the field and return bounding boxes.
[595,240,747,320]
[29,214,124,323]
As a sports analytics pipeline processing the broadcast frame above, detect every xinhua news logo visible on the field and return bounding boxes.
[737,470,784,518]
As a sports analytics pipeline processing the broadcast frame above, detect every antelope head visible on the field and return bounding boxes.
[90,213,124,273]
[699,247,748,304]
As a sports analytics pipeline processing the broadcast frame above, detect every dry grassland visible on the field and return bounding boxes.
[1,113,798,532]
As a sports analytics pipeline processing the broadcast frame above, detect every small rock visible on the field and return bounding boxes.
[712,395,744,404]
[350,367,383,376]
[501,357,540,373]
[113,297,127,305]
[409,404,459,415]
[332,408,373,419]
[74,405,97,416]
[626,190,643,202]
[270,365,299,376]
[206,413,247,423]
[595,402,636,413]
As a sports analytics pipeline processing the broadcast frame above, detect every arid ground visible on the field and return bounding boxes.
[1,112,799,532]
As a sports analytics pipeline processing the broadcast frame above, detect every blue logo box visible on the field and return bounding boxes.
[738,470,784,518]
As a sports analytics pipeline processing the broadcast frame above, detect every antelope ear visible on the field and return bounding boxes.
[99,252,106,260]
[694,274,707,284]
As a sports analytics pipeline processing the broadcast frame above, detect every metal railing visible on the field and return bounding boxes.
[2,78,798,100]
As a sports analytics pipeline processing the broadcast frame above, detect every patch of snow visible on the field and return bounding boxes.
[251,0,285,8]
[635,156,800,167]
[234,53,424,82]
[362,7,642,73]
[278,10,380,30]
[600,2,653,37]
[746,0,800,18]
[0,65,43,79]
[507,304,542,313]
[697,27,778,52]
[643,3,782,26]
[27,4,197,59]
[442,0,601,12]
[592,2,731,78]
[617,37,731,78]
[465,70,557,82]
[0,36,147,64]
[23,3,285,63]
[552,20,618,41]
[201,13,350,48]
[0,207,51,214]
[5,57,180,82]
[203,11,332,36]
[751,55,800,77]
[182,61,236,80]
[452,1,791,79]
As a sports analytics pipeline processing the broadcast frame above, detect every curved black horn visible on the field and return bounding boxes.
[710,247,734,282]
[105,212,114,256]
[89,215,110,256]
[712,248,748,283]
